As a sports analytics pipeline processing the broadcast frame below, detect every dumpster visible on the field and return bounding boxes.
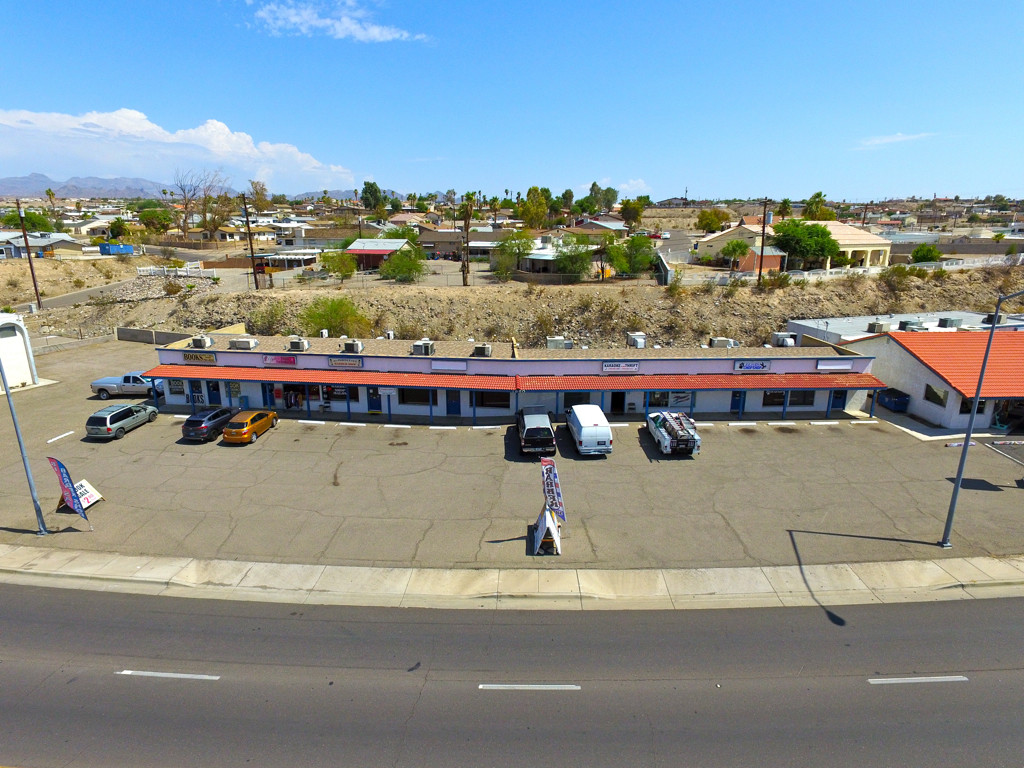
[877,388,909,413]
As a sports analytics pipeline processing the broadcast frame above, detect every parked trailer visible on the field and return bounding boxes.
[646,411,702,456]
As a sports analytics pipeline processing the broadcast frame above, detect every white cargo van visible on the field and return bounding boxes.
[565,404,613,455]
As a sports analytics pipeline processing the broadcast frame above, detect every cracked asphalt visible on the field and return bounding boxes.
[3,340,1023,570]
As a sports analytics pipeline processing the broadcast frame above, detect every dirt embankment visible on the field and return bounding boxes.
[12,258,1024,350]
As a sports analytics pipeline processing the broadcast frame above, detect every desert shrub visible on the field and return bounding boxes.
[793,278,808,289]
[1,305,13,313]
[394,319,422,340]
[665,272,684,302]
[755,270,792,292]
[907,266,928,279]
[840,272,866,290]
[532,310,556,343]
[163,280,183,296]
[249,299,289,335]
[298,295,371,338]
[73,278,85,288]
[930,268,949,283]
[576,293,595,312]
[722,277,745,298]
[694,279,717,295]
[879,264,912,294]
[115,253,132,264]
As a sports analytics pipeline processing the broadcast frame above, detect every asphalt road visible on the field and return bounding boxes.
[2,585,1022,767]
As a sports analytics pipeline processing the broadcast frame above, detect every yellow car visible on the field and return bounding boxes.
[221,410,278,444]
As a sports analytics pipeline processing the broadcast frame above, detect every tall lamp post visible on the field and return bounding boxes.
[16,199,44,309]
[940,287,1024,548]
[0,355,48,535]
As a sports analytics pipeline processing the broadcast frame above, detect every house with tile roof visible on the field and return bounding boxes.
[695,221,892,268]
[842,330,1024,429]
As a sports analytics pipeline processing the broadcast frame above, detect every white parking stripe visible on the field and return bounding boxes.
[810,421,840,425]
[851,420,878,425]
[387,424,411,429]
[868,675,968,685]
[478,684,581,691]
[338,422,366,426]
[118,670,220,681]
[46,431,74,443]
[729,422,756,427]
[473,425,501,430]
[429,426,457,430]
[297,420,325,425]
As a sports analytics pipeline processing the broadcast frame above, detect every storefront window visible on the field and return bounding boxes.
[469,391,511,409]
[762,390,814,407]
[924,384,949,407]
[398,389,438,406]
[649,391,670,407]
[168,379,185,395]
[959,396,985,414]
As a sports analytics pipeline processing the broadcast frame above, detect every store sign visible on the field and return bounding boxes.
[378,387,398,397]
[168,379,185,395]
[328,356,363,368]
[669,391,692,407]
[183,351,216,364]
[734,360,770,371]
[262,354,297,366]
[602,361,639,373]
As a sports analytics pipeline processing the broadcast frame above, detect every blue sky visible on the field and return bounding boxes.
[3,0,1022,201]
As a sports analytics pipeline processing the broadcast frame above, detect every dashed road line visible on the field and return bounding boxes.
[868,675,968,685]
[118,670,220,681]
[479,683,581,691]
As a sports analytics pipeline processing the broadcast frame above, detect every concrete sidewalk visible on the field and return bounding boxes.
[2,543,1024,609]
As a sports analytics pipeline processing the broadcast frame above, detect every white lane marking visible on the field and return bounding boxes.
[868,675,968,685]
[387,424,411,429]
[766,422,797,426]
[810,421,840,425]
[118,670,220,681]
[851,420,878,425]
[429,426,457,430]
[473,425,501,430]
[298,419,325,425]
[729,422,756,427]
[609,423,633,428]
[694,422,713,427]
[173,415,189,419]
[478,684,581,691]
[47,431,74,443]
[338,422,367,427]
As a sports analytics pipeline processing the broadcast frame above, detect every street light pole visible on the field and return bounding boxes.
[940,287,1024,548]
[0,355,49,535]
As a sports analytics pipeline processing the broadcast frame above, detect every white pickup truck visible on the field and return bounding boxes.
[90,371,163,400]
[646,411,701,456]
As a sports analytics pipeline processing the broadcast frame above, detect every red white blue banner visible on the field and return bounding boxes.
[47,457,88,521]
[540,457,565,521]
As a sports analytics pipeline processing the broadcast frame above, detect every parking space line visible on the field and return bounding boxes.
[118,670,220,681]
[478,683,581,691]
[298,419,326,426]
[851,420,878,425]
[172,415,188,419]
[46,431,74,443]
[868,675,968,685]
[430,426,457,430]
[472,425,501,430]
[766,422,797,426]
[338,422,366,427]
[810,421,840,425]
[729,422,756,427]
[387,424,411,429]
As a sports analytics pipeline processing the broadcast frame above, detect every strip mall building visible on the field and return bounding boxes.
[144,327,885,423]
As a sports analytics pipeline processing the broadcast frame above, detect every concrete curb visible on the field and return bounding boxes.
[2,545,1023,610]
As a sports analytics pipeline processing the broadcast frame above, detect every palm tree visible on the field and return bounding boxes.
[776,198,792,220]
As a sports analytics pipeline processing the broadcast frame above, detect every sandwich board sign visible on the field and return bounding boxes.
[531,457,565,555]
[531,508,561,556]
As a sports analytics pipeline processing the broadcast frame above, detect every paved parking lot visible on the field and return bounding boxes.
[2,340,1023,570]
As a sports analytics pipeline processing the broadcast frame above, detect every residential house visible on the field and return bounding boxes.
[343,238,414,270]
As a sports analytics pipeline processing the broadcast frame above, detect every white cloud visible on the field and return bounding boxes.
[252,1,426,42]
[0,108,353,193]
[855,132,935,150]
[618,178,651,196]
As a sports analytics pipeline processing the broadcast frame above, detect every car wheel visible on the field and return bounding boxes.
[148,411,157,422]
[97,389,110,400]
[250,432,258,443]
[114,428,125,439]
[271,417,278,427]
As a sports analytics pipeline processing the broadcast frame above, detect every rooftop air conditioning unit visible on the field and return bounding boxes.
[289,337,310,352]
[771,332,797,346]
[319,329,329,338]
[709,337,740,348]
[866,321,891,334]
[898,320,924,331]
[343,339,364,353]
[983,313,1006,325]
[546,336,566,349]
[412,340,435,356]
[191,335,213,349]
[626,331,647,349]
[384,330,395,340]
[229,338,258,350]
[937,317,963,328]
[473,343,492,357]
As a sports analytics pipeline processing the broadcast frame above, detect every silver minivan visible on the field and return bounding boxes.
[86,404,158,440]
[565,404,613,455]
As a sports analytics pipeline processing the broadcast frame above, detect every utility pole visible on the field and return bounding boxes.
[16,199,43,309]
[240,193,259,291]
[757,197,770,286]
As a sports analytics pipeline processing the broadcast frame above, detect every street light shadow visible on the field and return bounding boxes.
[945,477,1003,492]
[787,529,847,627]
[788,528,936,548]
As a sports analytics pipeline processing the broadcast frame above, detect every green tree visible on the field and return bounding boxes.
[610,235,657,275]
[619,198,645,233]
[319,250,357,281]
[719,238,751,270]
[696,208,731,232]
[802,191,836,221]
[560,189,574,210]
[139,208,173,233]
[520,186,548,229]
[389,197,402,214]
[379,247,427,283]
[108,217,130,240]
[776,198,792,220]
[248,180,271,213]
[298,296,371,338]
[554,233,594,281]
[600,186,619,212]
[910,243,943,263]
[770,219,841,270]
[271,193,288,205]
[360,181,384,211]
[493,229,533,280]
[2,210,53,232]
[382,225,419,244]
[199,192,234,240]
[992,232,1006,242]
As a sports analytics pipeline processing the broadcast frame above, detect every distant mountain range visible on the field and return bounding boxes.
[0,175,408,202]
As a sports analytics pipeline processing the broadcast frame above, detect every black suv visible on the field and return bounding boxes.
[516,407,556,456]
[181,407,238,442]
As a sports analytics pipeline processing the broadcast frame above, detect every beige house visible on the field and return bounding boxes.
[695,221,891,268]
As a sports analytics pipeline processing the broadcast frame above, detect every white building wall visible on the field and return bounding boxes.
[0,314,36,390]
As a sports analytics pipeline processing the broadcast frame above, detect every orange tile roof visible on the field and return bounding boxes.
[145,365,882,393]
[886,331,1024,398]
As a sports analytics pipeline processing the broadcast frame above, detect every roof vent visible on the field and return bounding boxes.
[473,343,492,357]
[343,339,364,353]
[866,321,891,333]
[938,317,962,328]
[626,331,647,349]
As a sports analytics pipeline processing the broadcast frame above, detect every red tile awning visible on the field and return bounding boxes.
[145,364,883,393]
